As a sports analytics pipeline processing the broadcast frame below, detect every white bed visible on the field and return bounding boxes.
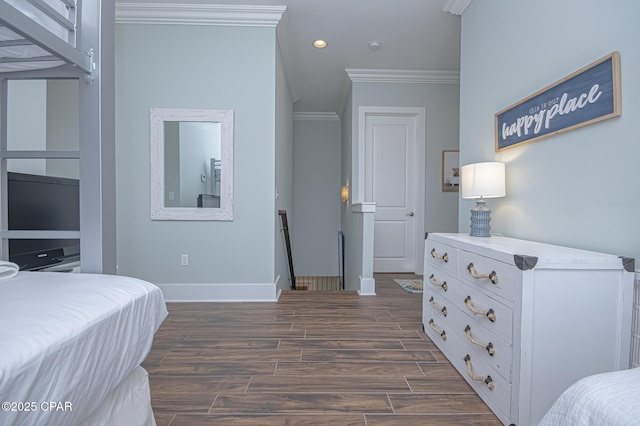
[539,367,640,426]
[0,270,168,426]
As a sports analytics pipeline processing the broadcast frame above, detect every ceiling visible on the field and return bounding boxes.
[116,0,467,115]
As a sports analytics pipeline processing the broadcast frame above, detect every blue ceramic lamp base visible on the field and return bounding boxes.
[469,199,491,237]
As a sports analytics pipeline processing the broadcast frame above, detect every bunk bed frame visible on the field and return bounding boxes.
[0,8,167,426]
[0,0,115,274]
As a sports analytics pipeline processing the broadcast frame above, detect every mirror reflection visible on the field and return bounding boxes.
[150,108,234,221]
[163,121,222,208]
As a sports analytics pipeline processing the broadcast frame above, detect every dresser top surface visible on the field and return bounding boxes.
[428,233,632,270]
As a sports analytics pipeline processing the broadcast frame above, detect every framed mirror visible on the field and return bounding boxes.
[150,108,233,220]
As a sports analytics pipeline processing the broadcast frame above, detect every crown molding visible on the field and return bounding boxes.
[293,112,341,122]
[346,69,460,84]
[442,0,473,16]
[115,3,286,27]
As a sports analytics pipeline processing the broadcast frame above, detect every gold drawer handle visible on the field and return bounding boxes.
[464,296,496,322]
[428,319,447,341]
[431,248,449,263]
[464,354,494,390]
[467,263,498,284]
[429,274,448,291]
[464,325,495,356]
[429,296,447,316]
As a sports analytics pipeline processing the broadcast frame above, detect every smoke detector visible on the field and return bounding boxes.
[369,41,381,51]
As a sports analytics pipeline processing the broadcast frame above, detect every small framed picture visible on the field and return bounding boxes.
[442,150,459,192]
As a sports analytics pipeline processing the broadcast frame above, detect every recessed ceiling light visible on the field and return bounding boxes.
[369,41,381,51]
[313,39,328,49]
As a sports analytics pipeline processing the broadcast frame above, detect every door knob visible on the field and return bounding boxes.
[407,211,415,217]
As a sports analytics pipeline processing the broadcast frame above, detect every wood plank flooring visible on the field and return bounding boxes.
[144,274,502,425]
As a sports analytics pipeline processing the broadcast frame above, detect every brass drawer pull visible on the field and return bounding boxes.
[464,296,496,322]
[429,274,448,291]
[464,325,495,356]
[429,296,447,316]
[464,354,494,390]
[431,248,449,263]
[428,319,447,341]
[467,263,498,284]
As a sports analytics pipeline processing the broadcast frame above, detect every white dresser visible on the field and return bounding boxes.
[422,233,634,426]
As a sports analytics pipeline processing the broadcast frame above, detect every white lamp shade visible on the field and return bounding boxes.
[461,162,506,199]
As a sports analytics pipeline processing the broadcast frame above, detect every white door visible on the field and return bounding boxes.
[365,113,419,272]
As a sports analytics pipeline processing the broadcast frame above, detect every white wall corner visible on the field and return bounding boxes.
[276,9,300,103]
[442,0,473,16]
[337,73,353,119]
[358,276,376,296]
[156,282,279,302]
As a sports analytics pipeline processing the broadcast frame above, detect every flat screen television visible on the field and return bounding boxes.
[7,171,80,271]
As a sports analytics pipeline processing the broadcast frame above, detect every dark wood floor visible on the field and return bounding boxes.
[144,274,502,425]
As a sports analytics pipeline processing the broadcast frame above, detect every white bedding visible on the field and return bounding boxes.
[78,366,156,426]
[0,272,168,426]
[539,367,640,426]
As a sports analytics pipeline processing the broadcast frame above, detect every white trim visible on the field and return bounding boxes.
[358,276,376,296]
[156,282,279,302]
[442,0,473,15]
[357,106,426,275]
[115,3,286,27]
[293,112,340,122]
[346,69,460,84]
[351,202,376,213]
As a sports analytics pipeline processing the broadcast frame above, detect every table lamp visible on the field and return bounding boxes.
[461,162,505,237]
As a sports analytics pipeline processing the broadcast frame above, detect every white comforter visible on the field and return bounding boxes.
[0,272,167,426]
[539,366,640,426]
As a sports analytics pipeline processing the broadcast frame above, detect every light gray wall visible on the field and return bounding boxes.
[115,24,278,286]
[7,80,46,175]
[5,80,79,178]
[292,119,341,277]
[460,0,640,262]
[274,41,294,293]
[46,80,79,179]
[351,81,461,235]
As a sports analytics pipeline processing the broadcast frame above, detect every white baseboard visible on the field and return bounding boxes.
[357,275,376,296]
[157,281,279,302]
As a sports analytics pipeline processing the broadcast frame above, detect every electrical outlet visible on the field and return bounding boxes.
[181,254,189,266]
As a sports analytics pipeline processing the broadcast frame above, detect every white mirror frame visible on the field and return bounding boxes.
[150,108,234,220]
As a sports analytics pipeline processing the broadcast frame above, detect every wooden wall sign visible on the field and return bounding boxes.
[495,51,621,152]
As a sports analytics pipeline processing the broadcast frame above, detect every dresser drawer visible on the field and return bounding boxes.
[424,266,453,298]
[449,349,512,421]
[457,249,516,302]
[425,239,456,275]
[424,290,450,321]
[448,276,514,345]
[445,302,512,382]
[423,312,451,346]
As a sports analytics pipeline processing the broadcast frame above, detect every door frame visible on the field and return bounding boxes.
[357,106,426,275]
